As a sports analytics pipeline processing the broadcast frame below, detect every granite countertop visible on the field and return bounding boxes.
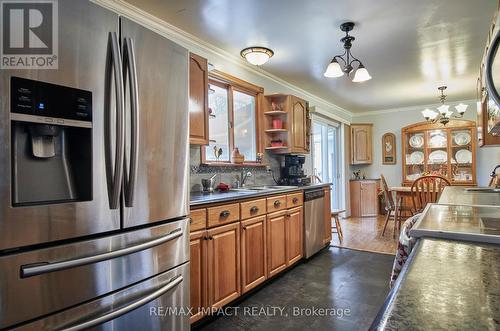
[438,186,500,207]
[190,183,331,207]
[370,238,500,331]
[410,204,500,244]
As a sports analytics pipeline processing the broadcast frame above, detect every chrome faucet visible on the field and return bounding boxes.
[240,171,252,187]
[491,165,500,188]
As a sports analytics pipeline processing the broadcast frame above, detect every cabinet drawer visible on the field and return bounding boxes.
[267,195,287,212]
[240,199,267,219]
[286,192,303,207]
[207,203,240,228]
[190,209,207,232]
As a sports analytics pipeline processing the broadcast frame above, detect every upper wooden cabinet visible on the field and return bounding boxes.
[262,94,310,154]
[401,120,477,186]
[189,53,209,145]
[350,124,373,164]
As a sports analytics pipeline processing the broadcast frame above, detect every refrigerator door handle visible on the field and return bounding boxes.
[123,37,139,207]
[20,228,183,278]
[61,275,183,331]
[109,32,125,210]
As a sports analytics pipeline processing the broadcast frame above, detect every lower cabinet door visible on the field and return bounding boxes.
[207,222,241,308]
[241,215,267,293]
[267,211,288,277]
[323,188,332,245]
[286,206,303,265]
[189,230,207,324]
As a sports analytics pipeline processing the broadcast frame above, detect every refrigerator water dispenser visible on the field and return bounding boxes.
[10,77,93,206]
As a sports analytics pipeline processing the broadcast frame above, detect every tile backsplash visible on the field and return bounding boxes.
[190,146,282,192]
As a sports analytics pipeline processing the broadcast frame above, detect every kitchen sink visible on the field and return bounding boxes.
[231,185,297,192]
[465,188,500,193]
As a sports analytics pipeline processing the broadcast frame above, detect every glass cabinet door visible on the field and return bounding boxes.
[450,129,474,183]
[405,132,425,181]
[426,129,448,178]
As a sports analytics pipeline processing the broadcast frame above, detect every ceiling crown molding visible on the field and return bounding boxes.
[91,0,353,121]
[352,99,477,117]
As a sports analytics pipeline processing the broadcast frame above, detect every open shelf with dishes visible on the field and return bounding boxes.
[261,94,310,154]
[402,120,477,186]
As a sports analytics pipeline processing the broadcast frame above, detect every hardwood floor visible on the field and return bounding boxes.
[330,215,398,255]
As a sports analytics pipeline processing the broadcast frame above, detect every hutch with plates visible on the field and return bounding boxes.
[401,120,477,186]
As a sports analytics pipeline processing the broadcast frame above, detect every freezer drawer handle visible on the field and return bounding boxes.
[61,275,183,331]
[20,228,183,278]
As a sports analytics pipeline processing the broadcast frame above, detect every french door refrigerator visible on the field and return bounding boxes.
[0,1,189,330]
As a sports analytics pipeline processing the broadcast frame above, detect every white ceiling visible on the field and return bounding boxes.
[125,0,496,113]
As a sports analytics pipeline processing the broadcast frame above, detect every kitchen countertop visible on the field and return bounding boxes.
[410,204,500,244]
[370,238,500,331]
[438,186,500,207]
[190,183,331,207]
[371,186,500,330]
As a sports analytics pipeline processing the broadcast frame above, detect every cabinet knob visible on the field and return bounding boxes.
[292,197,299,204]
[189,218,193,224]
[274,200,281,207]
[250,206,259,213]
[242,226,247,230]
[220,210,230,218]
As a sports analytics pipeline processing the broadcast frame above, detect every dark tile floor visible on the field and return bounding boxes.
[195,247,394,331]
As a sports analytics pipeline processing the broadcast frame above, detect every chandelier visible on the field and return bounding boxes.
[421,86,468,125]
[324,22,372,82]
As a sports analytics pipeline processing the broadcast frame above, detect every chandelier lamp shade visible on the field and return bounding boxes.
[324,22,372,82]
[240,47,274,66]
[421,86,468,125]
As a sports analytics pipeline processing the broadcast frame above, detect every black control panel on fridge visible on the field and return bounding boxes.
[11,77,92,122]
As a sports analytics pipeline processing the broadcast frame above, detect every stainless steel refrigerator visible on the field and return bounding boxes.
[0,1,189,330]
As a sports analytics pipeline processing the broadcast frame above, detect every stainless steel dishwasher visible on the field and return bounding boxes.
[303,188,326,258]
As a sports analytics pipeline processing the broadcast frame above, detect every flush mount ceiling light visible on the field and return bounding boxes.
[421,86,468,125]
[324,22,372,82]
[240,47,274,66]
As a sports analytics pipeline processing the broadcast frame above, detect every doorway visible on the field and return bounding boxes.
[312,117,341,210]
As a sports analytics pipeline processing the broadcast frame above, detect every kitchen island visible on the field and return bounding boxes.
[370,187,500,330]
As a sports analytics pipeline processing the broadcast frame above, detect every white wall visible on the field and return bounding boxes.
[351,100,500,187]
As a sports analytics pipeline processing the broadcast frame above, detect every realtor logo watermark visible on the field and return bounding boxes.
[1,0,58,69]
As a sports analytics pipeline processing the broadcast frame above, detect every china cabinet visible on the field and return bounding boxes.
[401,120,477,186]
[262,94,311,154]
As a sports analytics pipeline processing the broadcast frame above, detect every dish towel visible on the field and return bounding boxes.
[389,213,421,288]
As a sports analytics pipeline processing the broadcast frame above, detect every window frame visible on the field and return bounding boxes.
[201,70,264,166]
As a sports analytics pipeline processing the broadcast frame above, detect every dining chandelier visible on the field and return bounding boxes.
[324,22,372,82]
[421,86,468,125]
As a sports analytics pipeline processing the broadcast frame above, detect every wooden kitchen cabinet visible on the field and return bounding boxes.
[266,210,288,277]
[189,52,209,145]
[262,94,310,154]
[241,215,267,293]
[323,187,332,245]
[350,180,379,217]
[286,206,303,265]
[206,222,241,309]
[189,230,207,323]
[350,124,373,165]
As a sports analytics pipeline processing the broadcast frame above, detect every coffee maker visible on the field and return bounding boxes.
[10,77,93,206]
[279,155,311,186]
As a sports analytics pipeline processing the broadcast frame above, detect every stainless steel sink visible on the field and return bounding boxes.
[230,185,297,192]
[465,188,500,193]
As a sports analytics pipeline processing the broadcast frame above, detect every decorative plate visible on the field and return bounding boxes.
[429,150,447,164]
[429,134,447,148]
[455,149,472,163]
[409,135,424,148]
[454,132,471,146]
[409,151,424,164]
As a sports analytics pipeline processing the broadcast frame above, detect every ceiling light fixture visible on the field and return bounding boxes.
[324,22,372,82]
[240,47,274,66]
[421,86,468,125]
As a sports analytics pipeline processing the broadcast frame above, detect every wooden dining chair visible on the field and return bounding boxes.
[411,175,450,213]
[380,174,413,238]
